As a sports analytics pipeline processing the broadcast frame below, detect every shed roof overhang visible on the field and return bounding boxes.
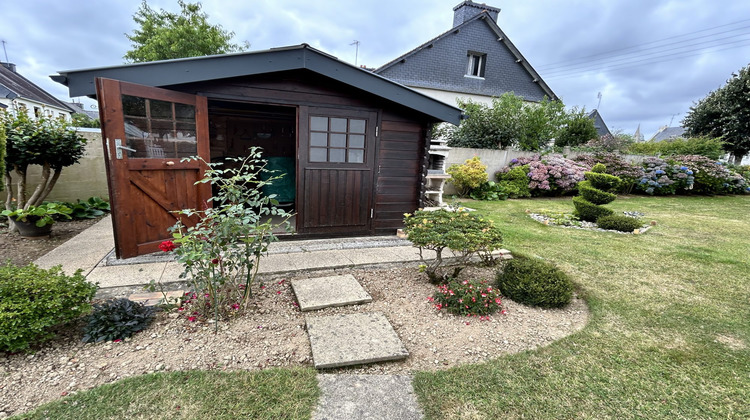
[52,44,463,125]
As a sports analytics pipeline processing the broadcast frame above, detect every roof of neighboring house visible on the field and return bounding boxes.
[651,126,686,142]
[51,44,464,125]
[64,101,100,119]
[587,109,611,137]
[0,63,73,111]
[374,10,556,101]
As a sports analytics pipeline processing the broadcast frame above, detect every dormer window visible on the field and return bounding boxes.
[466,52,486,78]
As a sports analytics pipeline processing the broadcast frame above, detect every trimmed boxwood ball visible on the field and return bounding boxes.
[597,214,643,232]
[592,163,606,173]
[578,181,616,205]
[573,196,614,222]
[496,257,573,308]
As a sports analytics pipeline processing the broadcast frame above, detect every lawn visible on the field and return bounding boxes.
[14,195,749,419]
[414,195,750,419]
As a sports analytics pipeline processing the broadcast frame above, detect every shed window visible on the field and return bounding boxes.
[466,53,486,78]
[309,116,366,163]
[121,95,197,159]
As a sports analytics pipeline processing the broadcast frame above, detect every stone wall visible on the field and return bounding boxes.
[2,129,109,204]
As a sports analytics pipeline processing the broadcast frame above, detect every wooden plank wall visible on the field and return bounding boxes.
[374,111,427,233]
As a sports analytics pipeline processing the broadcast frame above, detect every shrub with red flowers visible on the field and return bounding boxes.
[161,148,292,327]
[429,278,504,317]
[504,154,589,195]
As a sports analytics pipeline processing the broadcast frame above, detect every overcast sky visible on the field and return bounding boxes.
[2,0,749,139]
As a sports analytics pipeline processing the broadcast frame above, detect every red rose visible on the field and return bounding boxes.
[159,240,177,252]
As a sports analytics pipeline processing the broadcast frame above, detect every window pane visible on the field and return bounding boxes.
[122,95,146,117]
[311,116,328,131]
[349,134,365,148]
[329,148,346,162]
[310,147,327,162]
[311,132,328,147]
[330,133,347,148]
[330,118,347,132]
[150,99,173,119]
[174,103,195,121]
[348,149,364,163]
[349,119,366,133]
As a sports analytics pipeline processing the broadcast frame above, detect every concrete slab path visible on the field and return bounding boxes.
[291,274,372,311]
[313,374,423,420]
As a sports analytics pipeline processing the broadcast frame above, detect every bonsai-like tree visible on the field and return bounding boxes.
[2,111,87,212]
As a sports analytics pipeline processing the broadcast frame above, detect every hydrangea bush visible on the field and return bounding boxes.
[674,155,747,194]
[637,157,694,195]
[574,153,645,193]
[504,154,589,195]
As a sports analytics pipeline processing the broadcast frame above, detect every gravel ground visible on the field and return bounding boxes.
[0,265,588,418]
[0,218,102,266]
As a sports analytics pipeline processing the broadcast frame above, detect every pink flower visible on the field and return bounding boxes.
[501,309,508,315]
[211,258,220,264]
[113,339,122,343]
[178,307,185,312]
[231,303,240,310]
[276,291,282,295]
[188,316,197,322]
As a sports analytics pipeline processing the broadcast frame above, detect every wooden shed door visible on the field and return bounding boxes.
[96,78,211,259]
[299,107,377,234]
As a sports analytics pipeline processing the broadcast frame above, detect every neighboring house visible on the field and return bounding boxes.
[650,126,686,142]
[64,101,100,120]
[0,62,74,120]
[375,1,556,107]
[587,109,611,138]
[52,44,463,259]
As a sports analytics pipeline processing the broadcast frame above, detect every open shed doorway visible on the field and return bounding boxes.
[207,100,297,233]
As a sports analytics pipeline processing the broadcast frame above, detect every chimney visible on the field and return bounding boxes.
[453,1,500,27]
[1,62,16,73]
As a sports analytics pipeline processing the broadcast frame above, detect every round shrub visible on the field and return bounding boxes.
[585,172,620,191]
[82,298,157,343]
[591,163,606,173]
[572,195,614,222]
[447,156,488,197]
[496,257,573,308]
[429,278,503,317]
[578,181,616,205]
[0,263,97,352]
[596,214,643,232]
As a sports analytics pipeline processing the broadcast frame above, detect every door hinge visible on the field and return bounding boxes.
[375,126,379,137]
[370,208,374,218]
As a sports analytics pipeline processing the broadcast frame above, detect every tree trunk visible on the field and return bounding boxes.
[15,166,27,210]
[25,162,51,209]
[3,172,12,211]
[733,153,746,165]
[35,169,62,206]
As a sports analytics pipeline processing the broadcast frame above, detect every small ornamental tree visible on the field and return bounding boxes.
[0,119,6,192]
[572,163,620,222]
[403,209,503,283]
[2,111,87,213]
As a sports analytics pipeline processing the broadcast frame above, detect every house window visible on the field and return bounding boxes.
[309,116,366,163]
[466,52,486,78]
[34,107,42,118]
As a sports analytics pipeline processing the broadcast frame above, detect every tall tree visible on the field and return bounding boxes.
[683,65,750,164]
[124,0,248,63]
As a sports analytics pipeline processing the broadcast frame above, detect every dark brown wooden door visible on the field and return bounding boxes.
[96,78,211,258]
[298,107,378,234]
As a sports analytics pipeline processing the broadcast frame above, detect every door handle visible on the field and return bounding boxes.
[114,139,136,159]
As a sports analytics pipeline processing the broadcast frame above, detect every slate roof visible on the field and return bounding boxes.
[64,101,100,119]
[587,109,611,137]
[0,64,73,111]
[375,11,556,101]
[651,126,686,142]
[51,44,464,125]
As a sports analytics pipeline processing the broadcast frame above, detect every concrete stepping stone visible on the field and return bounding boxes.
[291,274,372,312]
[313,374,423,420]
[306,312,409,369]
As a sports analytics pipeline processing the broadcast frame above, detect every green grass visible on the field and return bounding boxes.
[15,368,319,420]
[414,195,750,419]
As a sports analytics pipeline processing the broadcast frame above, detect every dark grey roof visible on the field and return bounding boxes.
[650,126,686,142]
[375,11,556,101]
[0,64,73,111]
[51,44,463,125]
[587,109,611,137]
[64,101,100,119]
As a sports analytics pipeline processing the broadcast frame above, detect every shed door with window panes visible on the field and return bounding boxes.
[300,107,377,234]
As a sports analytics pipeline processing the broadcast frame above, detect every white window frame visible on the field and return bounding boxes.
[466,52,486,78]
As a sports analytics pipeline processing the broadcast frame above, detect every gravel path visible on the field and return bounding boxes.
[0,265,588,418]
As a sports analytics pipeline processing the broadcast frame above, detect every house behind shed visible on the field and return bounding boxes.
[52,44,463,258]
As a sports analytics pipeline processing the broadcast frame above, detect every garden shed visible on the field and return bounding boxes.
[52,44,463,258]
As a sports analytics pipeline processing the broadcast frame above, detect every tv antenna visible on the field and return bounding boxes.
[596,91,602,109]
[350,40,360,66]
[1,40,9,63]
[669,113,680,126]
